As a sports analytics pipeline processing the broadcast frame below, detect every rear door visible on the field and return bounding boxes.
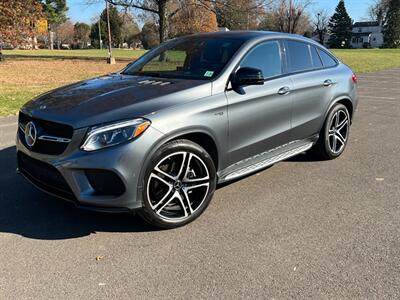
[225,40,293,164]
[285,40,337,140]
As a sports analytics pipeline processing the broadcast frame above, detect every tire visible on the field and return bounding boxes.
[139,139,216,229]
[312,103,351,160]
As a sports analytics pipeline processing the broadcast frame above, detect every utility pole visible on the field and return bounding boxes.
[98,18,103,50]
[0,44,4,63]
[106,0,115,64]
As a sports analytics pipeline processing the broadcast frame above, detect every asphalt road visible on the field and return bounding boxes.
[0,69,399,299]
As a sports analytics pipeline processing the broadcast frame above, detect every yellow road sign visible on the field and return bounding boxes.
[37,19,48,34]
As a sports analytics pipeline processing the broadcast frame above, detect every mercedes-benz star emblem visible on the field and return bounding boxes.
[24,121,37,147]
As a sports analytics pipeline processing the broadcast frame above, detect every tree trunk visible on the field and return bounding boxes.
[319,30,324,44]
[158,0,168,43]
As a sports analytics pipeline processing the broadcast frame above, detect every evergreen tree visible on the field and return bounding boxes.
[102,5,123,47]
[74,22,91,48]
[41,0,68,26]
[140,22,159,49]
[90,6,123,48]
[89,20,106,49]
[384,0,400,48]
[41,0,68,49]
[328,0,352,48]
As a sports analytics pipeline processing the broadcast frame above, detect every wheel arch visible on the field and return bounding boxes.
[137,127,221,197]
[165,132,219,171]
[327,97,354,121]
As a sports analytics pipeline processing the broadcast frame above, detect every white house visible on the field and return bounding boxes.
[351,21,384,48]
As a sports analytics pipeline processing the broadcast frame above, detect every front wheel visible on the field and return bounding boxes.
[312,103,351,160]
[139,139,216,228]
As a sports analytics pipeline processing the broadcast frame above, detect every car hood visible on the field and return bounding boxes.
[22,74,212,128]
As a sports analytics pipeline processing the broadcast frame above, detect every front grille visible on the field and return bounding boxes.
[18,112,73,155]
[18,152,76,201]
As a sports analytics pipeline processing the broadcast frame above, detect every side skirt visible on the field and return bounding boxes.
[219,138,316,183]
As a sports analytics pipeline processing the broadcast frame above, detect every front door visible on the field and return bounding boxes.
[225,40,293,165]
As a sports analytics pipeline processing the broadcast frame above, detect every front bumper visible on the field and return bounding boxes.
[16,126,164,212]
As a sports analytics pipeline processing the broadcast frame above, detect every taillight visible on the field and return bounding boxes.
[352,74,358,84]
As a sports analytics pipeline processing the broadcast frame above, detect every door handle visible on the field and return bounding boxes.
[323,79,334,87]
[278,86,291,95]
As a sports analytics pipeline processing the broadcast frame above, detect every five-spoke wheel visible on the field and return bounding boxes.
[328,109,349,154]
[140,140,216,228]
[312,103,351,160]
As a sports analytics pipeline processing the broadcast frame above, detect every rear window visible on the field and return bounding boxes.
[317,49,337,68]
[286,40,314,73]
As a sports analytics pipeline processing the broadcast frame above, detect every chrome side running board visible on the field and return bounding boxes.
[224,142,313,181]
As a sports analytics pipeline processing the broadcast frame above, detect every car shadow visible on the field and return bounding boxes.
[0,146,156,240]
[216,151,321,189]
[0,145,320,240]
[285,151,323,162]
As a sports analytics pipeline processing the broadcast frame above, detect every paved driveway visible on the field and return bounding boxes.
[0,69,399,299]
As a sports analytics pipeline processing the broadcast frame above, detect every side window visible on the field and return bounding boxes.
[286,40,314,72]
[239,41,282,79]
[317,49,337,68]
[310,46,323,68]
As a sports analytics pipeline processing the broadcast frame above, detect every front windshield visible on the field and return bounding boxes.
[122,38,244,80]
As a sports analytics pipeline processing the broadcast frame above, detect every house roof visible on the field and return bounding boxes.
[353,21,379,28]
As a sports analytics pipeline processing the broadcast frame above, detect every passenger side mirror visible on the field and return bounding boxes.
[233,67,264,87]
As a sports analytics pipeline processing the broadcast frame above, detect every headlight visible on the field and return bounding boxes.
[81,118,151,151]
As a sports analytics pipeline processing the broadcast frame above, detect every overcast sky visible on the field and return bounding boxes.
[67,0,375,26]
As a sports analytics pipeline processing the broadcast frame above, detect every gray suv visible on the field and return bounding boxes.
[16,31,358,228]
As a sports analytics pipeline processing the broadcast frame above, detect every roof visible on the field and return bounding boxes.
[184,31,314,44]
[188,31,279,41]
[353,21,380,28]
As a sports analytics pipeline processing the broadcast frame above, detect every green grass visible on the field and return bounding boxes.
[332,49,400,73]
[0,86,55,116]
[2,49,147,60]
[0,60,125,116]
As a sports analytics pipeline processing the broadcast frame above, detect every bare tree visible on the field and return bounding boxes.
[89,0,272,43]
[313,9,329,44]
[101,0,180,43]
[368,0,390,23]
[273,0,312,34]
[210,0,268,30]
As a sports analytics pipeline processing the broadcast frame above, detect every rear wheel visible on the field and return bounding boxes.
[139,139,216,228]
[312,103,350,160]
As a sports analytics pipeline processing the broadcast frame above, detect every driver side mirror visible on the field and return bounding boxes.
[232,67,264,87]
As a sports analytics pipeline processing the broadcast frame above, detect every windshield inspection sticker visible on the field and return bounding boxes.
[204,71,214,77]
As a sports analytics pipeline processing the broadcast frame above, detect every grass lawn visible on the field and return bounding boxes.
[2,49,147,60]
[0,49,399,116]
[0,60,125,116]
[332,49,400,73]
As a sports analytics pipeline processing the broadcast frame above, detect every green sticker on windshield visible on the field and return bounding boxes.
[204,71,214,77]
